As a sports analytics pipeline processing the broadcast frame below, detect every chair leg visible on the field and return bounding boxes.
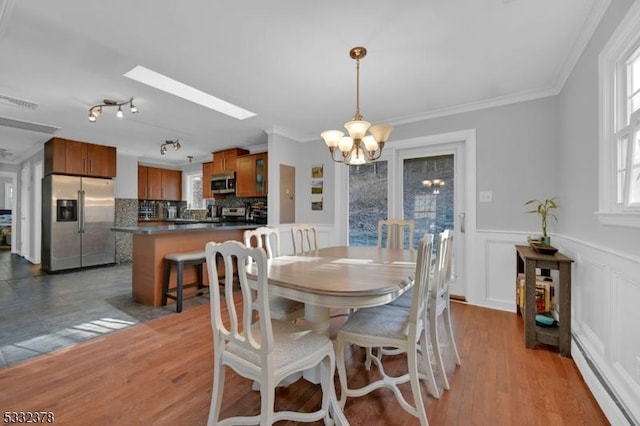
[176,261,184,313]
[320,352,335,425]
[335,338,348,408]
[260,378,276,425]
[407,345,429,426]
[161,259,171,306]
[207,355,225,426]
[197,261,204,293]
[443,304,461,366]
[430,312,450,390]
[419,333,440,399]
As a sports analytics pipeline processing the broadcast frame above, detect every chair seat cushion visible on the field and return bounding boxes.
[165,250,206,262]
[227,320,331,370]
[388,289,413,309]
[339,304,413,340]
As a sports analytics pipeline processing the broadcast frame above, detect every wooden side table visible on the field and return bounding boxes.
[515,245,574,357]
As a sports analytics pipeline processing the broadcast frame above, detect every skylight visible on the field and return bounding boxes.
[124,65,256,120]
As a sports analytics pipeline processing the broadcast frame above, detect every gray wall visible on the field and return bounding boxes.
[269,130,335,225]
[393,96,560,232]
[558,0,637,255]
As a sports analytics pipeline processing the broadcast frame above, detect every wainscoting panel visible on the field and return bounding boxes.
[484,238,520,310]
[547,235,639,425]
[475,231,639,424]
[471,230,527,311]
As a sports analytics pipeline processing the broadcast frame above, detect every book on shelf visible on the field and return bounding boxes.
[516,273,555,314]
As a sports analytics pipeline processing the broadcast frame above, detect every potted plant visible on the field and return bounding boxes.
[524,197,558,245]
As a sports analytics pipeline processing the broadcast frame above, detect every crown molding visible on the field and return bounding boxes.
[553,0,612,93]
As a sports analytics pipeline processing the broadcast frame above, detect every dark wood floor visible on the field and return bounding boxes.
[0,298,608,425]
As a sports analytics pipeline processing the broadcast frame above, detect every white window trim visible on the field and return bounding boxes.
[183,169,203,209]
[597,0,640,227]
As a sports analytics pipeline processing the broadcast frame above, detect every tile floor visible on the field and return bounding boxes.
[0,250,209,369]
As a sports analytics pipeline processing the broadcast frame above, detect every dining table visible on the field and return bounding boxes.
[248,245,417,336]
[246,245,417,391]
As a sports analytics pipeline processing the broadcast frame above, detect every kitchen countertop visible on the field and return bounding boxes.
[112,221,258,235]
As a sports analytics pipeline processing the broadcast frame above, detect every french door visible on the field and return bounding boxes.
[397,144,466,299]
[348,140,467,299]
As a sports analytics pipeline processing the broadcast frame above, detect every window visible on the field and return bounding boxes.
[184,170,204,209]
[348,161,388,246]
[598,1,640,227]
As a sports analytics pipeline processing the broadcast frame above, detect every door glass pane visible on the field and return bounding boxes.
[348,161,388,246]
[403,155,454,249]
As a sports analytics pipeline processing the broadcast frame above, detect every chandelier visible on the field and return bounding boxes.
[89,98,137,122]
[321,47,393,166]
[160,139,181,155]
[422,179,445,194]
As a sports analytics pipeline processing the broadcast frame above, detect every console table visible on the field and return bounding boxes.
[515,245,573,357]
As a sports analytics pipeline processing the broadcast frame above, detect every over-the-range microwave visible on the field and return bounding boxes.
[211,172,236,194]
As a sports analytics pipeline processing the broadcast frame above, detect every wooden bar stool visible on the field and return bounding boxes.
[161,250,208,313]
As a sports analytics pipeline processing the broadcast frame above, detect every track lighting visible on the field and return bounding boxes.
[89,97,138,122]
[160,139,181,155]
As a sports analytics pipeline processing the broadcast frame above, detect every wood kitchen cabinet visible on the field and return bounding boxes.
[161,169,182,201]
[45,137,116,178]
[202,161,214,199]
[236,152,268,197]
[138,165,182,201]
[212,148,248,175]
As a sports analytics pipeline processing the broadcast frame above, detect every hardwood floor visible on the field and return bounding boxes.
[0,299,607,425]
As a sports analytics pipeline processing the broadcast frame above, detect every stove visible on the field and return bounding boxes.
[221,207,246,222]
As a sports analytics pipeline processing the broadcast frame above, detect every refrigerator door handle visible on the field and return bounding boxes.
[79,190,86,233]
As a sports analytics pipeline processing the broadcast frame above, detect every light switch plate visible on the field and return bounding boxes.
[479,191,493,203]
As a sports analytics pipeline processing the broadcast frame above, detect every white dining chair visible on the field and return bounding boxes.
[335,236,438,426]
[205,240,343,425]
[386,230,460,392]
[429,229,461,390]
[377,219,415,251]
[291,224,319,253]
[244,227,305,322]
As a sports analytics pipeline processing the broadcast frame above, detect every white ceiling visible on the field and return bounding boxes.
[0,0,607,167]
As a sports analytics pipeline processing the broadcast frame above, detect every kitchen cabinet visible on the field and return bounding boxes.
[44,137,116,178]
[236,152,268,197]
[202,161,214,199]
[212,148,248,175]
[138,165,182,201]
[161,169,182,201]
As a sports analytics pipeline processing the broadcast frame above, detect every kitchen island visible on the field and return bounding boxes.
[112,222,257,307]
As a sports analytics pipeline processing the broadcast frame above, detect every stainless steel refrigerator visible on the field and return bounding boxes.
[42,174,115,272]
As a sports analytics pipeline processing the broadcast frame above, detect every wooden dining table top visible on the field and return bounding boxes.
[248,246,417,309]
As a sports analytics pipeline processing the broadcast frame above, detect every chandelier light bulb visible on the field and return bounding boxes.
[129,100,138,113]
[116,106,123,118]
